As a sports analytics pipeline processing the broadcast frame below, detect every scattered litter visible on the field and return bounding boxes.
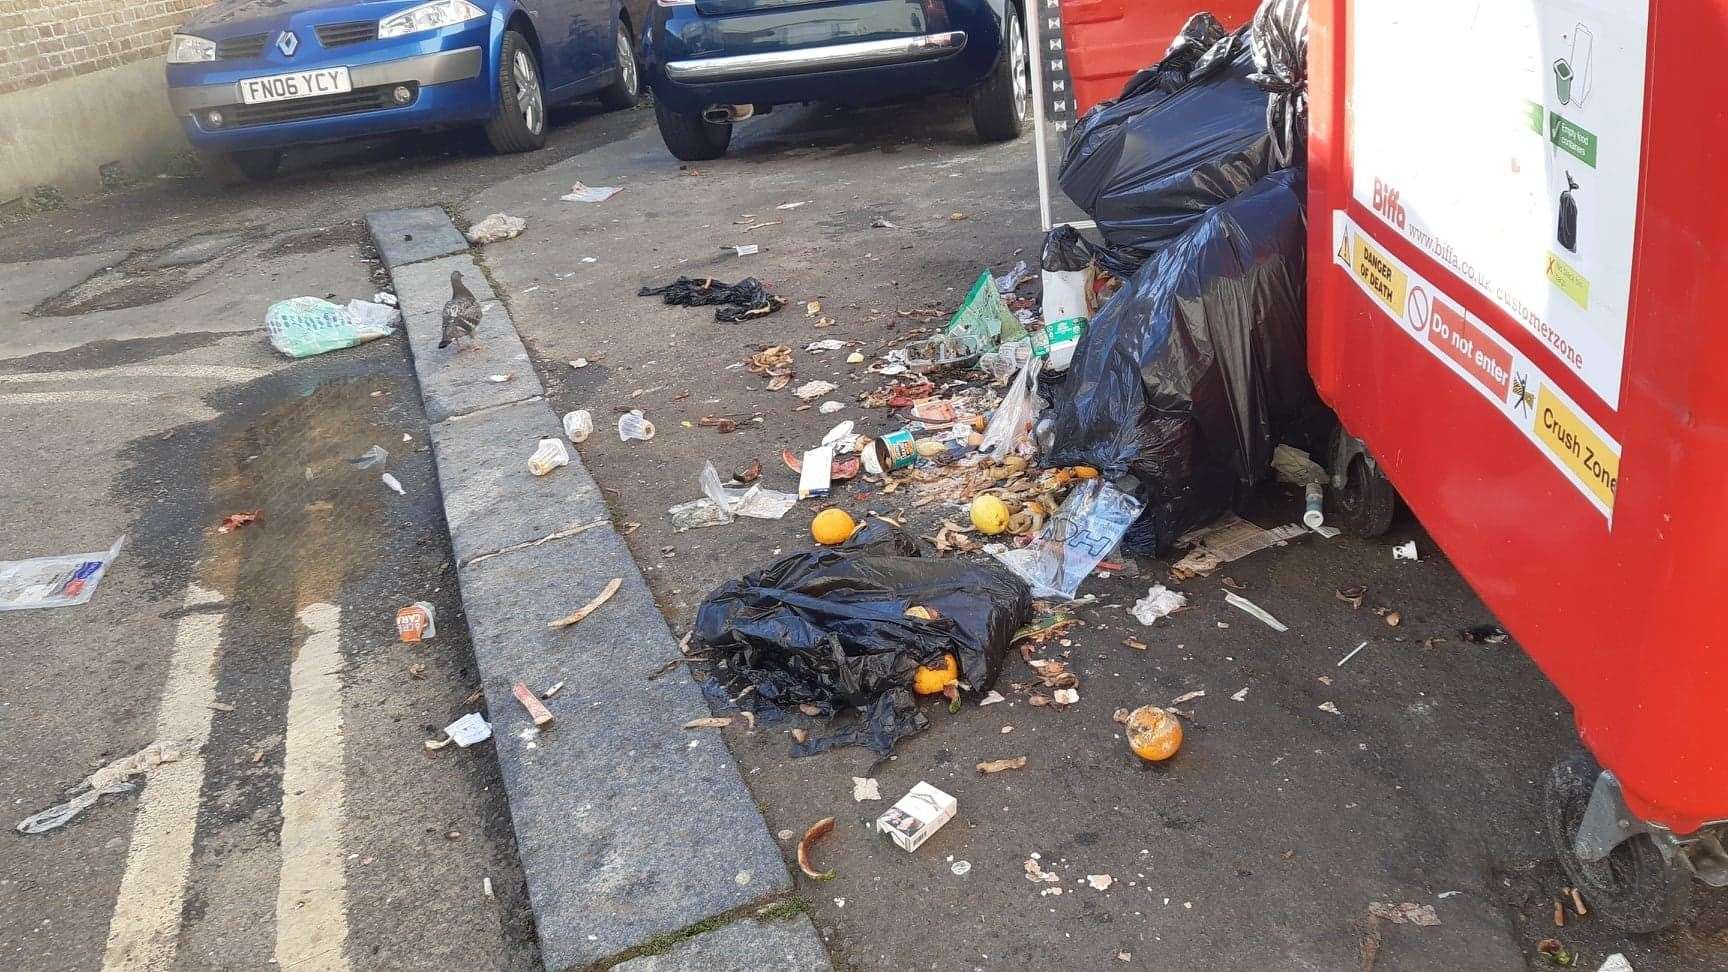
[218,511,263,534]
[1170,515,1308,579]
[374,291,398,307]
[483,876,494,898]
[570,357,590,368]
[846,352,865,364]
[618,410,656,441]
[818,401,845,415]
[793,380,837,400]
[542,681,565,699]
[1462,624,1509,644]
[265,296,398,358]
[1171,690,1206,705]
[852,777,882,802]
[798,445,834,499]
[1025,857,1061,883]
[561,181,622,203]
[347,445,389,470]
[639,276,783,321]
[429,713,492,750]
[980,690,1006,706]
[951,860,972,876]
[1598,955,1632,972]
[871,218,898,229]
[1337,640,1369,667]
[1087,874,1115,891]
[1126,706,1183,762]
[208,701,235,712]
[512,682,554,727]
[809,507,857,546]
[465,213,526,244]
[1336,585,1367,609]
[1130,585,1187,625]
[776,200,812,210]
[1392,540,1419,561]
[528,438,570,476]
[1052,688,1080,705]
[670,462,798,529]
[976,756,1027,774]
[806,339,848,352]
[563,410,594,443]
[16,741,181,834]
[995,479,1143,599]
[1537,939,1575,967]
[878,782,956,852]
[1369,902,1441,926]
[487,374,514,383]
[397,601,436,643]
[995,261,1033,294]
[381,473,405,495]
[548,577,622,629]
[1384,611,1401,627]
[0,535,128,613]
[1317,701,1341,715]
[1230,687,1249,702]
[979,358,1040,459]
[1224,591,1287,632]
[721,244,760,257]
[798,816,838,878]
[683,717,732,729]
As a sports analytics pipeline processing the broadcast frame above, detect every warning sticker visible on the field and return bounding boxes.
[1334,212,1620,521]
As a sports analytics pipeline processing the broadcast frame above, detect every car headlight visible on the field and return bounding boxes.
[378,0,487,39]
[167,34,217,64]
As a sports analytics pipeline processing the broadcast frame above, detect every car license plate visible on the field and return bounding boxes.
[237,67,352,105]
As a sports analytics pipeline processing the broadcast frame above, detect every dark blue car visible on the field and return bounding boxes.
[166,0,651,180]
[643,0,1028,160]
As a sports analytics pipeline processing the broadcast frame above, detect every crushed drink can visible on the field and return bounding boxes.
[397,601,436,643]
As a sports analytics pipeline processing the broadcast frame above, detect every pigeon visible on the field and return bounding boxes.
[439,270,482,350]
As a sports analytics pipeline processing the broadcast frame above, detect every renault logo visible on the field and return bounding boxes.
[277,31,299,57]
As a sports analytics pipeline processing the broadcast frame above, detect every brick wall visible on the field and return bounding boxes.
[0,0,211,96]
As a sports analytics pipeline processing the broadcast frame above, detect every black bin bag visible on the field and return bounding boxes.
[1058,19,1274,269]
[1041,168,1318,555]
[693,524,1033,758]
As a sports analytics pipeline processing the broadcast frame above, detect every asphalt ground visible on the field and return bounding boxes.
[2,89,1724,971]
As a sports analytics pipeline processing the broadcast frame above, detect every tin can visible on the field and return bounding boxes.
[862,428,918,475]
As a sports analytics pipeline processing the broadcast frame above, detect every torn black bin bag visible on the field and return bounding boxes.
[1058,28,1273,272]
[692,526,1032,757]
[637,276,787,323]
[1248,0,1309,169]
[1041,168,1318,555]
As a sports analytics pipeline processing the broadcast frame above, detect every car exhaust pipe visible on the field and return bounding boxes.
[703,104,754,124]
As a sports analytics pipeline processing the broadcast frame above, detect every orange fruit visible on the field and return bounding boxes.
[1126,706,1183,761]
[810,508,857,546]
[913,654,959,695]
[1072,466,1101,479]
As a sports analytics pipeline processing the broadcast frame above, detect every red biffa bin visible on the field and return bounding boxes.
[1058,0,1258,116]
[1307,0,1728,930]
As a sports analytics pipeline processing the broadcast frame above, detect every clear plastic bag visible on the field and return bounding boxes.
[265,297,397,359]
[993,480,1143,599]
[980,357,1043,460]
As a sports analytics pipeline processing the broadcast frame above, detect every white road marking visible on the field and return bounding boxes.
[0,364,267,384]
[273,602,351,971]
[102,584,226,971]
[0,390,216,421]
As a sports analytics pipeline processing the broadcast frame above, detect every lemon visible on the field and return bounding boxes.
[810,508,857,546]
[970,494,1011,535]
[1126,706,1183,762]
[913,654,959,695]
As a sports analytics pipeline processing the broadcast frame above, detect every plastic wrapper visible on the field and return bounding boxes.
[980,357,1042,460]
[637,276,787,322]
[1057,24,1272,269]
[947,271,1025,348]
[1248,0,1309,169]
[693,526,1032,757]
[993,480,1143,599]
[1042,169,1318,555]
[0,536,125,611]
[265,297,398,359]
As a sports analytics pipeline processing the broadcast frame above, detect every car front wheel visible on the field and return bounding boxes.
[201,149,283,184]
[972,2,1029,142]
[485,28,548,154]
[654,99,731,161]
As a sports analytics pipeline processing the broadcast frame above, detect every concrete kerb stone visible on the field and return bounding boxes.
[365,207,470,269]
[367,208,808,971]
[429,398,610,567]
[389,253,539,423]
[611,916,831,972]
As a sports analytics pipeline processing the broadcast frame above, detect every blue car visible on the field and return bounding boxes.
[166,0,651,180]
[643,0,1029,160]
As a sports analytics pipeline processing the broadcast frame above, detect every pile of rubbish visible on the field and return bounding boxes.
[674,3,1321,757]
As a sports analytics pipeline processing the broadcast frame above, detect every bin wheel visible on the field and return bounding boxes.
[1335,452,1396,538]
[1544,752,1690,933]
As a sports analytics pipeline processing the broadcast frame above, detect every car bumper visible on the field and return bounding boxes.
[664,30,966,83]
[168,46,488,151]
